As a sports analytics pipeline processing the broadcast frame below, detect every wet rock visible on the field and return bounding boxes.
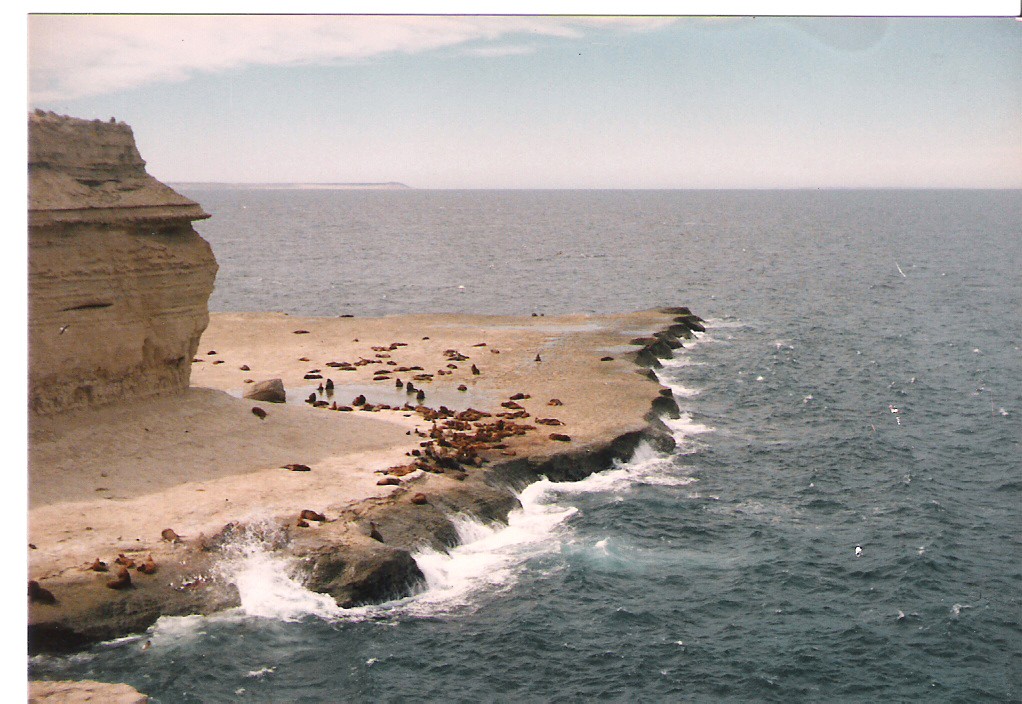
[243,378,286,403]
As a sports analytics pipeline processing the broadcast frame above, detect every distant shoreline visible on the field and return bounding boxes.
[170,182,411,191]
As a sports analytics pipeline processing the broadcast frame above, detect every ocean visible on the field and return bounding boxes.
[30,189,1021,702]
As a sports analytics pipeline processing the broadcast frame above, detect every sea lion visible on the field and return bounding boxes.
[136,555,158,574]
[325,378,334,390]
[353,394,367,406]
[549,433,572,442]
[548,399,563,406]
[88,559,108,572]
[283,463,312,472]
[510,393,530,400]
[300,509,326,522]
[240,364,250,371]
[161,528,182,543]
[471,364,480,375]
[410,493,428,505]
[369,521,385,542]
[377,476,401,486]
[28,580,56,604]
[535,354,542,362]
[251,407,267,420]
[396,378,404,388]
[457,385,468,391]
[416,389,426,402]
[106,567,132,590]
[114,554,135,567]
[600,356,614,361]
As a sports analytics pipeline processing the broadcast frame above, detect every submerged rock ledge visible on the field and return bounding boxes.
[28,307,703,654]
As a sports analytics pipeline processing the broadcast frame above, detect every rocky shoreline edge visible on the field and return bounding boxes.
[28,307,705,659]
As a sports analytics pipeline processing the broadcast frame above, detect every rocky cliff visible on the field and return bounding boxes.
[28,112,218,415]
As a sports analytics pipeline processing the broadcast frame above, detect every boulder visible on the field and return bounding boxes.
[244,378,285,403]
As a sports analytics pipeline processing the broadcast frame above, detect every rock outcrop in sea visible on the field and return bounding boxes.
[28,111,218,415]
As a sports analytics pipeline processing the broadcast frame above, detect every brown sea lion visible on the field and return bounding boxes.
[283,463,312,472]
[161,528,182,543]
[252,407,268,420]
[549,433,572,442]
[300,509,326,522]
[410,493,428,505]
[369,521,385,542]
[136,555,158,574]
[106,567,132,590]
[28,580,56,604]
[88,559,108,572]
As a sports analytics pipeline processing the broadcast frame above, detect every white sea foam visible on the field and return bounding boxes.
[212,522,342,622]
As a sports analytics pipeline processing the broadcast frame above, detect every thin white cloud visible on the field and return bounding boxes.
[460,44,537,57]
[28,15,674,102]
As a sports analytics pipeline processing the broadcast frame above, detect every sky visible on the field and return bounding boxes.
[22,10,1022,189]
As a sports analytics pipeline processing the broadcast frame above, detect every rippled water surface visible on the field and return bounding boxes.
[31,190,1021,702]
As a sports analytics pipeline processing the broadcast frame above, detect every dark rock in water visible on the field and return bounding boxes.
[298,539,425,608]
[651,393,681,419]
[653,331,683,349]
[634,347,664,369]
[660,306,693,316]
[244,378,286,403]
[666,323,694,339]
[673,314,705,332]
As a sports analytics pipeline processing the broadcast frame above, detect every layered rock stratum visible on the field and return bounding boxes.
[28,111,218,415]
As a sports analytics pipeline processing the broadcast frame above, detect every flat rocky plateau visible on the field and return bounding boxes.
[28,307,701,654]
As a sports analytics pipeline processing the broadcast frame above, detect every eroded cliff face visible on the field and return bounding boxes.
[28,112,218,415]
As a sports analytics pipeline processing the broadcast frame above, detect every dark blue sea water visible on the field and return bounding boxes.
[31,190,1021,702]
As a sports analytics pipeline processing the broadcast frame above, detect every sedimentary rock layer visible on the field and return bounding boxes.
[28,112,218,415]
